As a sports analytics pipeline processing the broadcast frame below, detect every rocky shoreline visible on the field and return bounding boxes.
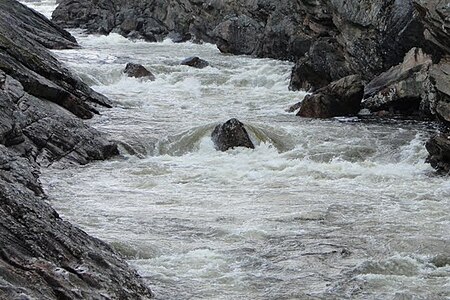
[52,0,450,173]
[0,1,152,298]
[0,0,449,298]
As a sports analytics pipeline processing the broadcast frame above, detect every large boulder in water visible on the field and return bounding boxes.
[124,63,155,80]
[211,118,255,151]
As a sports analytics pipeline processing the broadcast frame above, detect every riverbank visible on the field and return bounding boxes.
[0,1,152,298]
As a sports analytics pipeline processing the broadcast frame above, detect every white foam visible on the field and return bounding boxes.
[32,9,449,299]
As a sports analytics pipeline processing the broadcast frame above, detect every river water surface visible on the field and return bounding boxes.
[22,1,450,299]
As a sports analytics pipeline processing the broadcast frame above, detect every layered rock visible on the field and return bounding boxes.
[362,49,450,122]
[0,1,153,298]
[413,0,450,55]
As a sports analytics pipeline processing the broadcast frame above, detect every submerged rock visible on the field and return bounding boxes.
[211,119,255,151]
[297,75,364,118]
[124,63,155,80]
[180,57,209,69]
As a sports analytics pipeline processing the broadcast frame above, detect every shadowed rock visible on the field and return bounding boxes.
[124,63,155,80]
[426,133,450,174]
[180,56,209,69]
[211,118,255,151]
[297,75,364,118]
[362,48,450,121]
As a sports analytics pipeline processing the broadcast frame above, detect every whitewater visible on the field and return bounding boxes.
[21,1,450,299]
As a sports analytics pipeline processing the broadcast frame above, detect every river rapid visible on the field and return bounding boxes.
[22,1,450,299]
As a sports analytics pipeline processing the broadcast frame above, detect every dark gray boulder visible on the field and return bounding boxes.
[180,56,209,69]
[297,75,364,118]
[0,1,153,298]
[211,118,255,151]
[426,133,450,174]
[124,63,155,80]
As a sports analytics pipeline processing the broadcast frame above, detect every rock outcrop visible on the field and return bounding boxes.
[53,0,441,81]
[413,0,450,55]
[124,63,156,80]
[362,49,450,122]
[297,75,364,118]
[0,1,153,298]
[212,118,255,151]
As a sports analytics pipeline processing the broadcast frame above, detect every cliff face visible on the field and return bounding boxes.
[51,0,449,112]
[0,1,153,298]
[52,0,442,80]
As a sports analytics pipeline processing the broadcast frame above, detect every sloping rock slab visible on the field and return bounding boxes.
[363,48,450,121]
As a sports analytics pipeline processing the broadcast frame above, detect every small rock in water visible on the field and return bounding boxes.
[180,56,209,69]
[211,118,255,151]
[124,63,155,80]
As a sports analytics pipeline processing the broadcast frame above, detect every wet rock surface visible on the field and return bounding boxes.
[362,48,433,117]
[426,133,450,174]
[124,63,156,80]
[0,1,153,298]
[212,118,255,151]
[180,57,209,69]
[297,75,364,118]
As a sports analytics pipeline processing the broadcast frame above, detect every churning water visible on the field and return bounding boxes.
[23,1,450,299]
